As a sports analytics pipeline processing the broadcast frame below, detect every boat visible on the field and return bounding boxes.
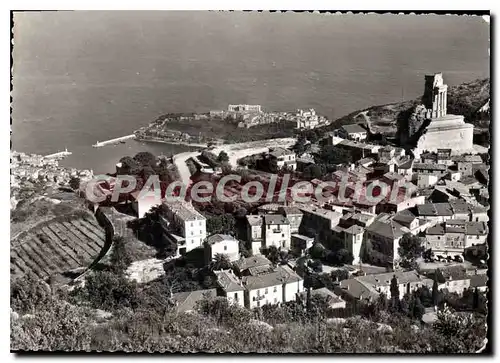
[119,140,126,144]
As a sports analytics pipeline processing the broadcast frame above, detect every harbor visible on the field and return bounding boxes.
[92,134,136,148]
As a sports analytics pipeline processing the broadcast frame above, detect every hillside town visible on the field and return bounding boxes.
[11,72,489,353]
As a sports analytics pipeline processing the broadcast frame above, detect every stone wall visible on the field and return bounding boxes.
[416,123,474,153]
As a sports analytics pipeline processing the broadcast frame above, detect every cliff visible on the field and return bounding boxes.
[324,78,490,140]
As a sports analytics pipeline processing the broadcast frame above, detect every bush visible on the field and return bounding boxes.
[72,271,140,312]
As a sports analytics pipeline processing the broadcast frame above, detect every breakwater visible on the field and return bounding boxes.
[44,149,72,159]
[92,134,136,148]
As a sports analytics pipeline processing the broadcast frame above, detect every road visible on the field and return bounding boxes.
[172,151,199,186]
[172,137,298,185]
[212,138,297,168]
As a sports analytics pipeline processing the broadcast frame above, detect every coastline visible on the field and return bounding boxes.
[135,137,208,149]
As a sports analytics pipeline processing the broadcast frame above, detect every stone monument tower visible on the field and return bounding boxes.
[414,73,474,156]
[423,73,448,119]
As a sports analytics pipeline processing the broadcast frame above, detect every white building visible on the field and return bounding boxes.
[417,173,439,188]
[214,269,245,308]
[425,220,488,258]
[228,104,262,113]
[340,270,433,301]
[160,201,207,254]
[204,234,240,265]
[337,124,368,141]
[241,265,304,309]
[246,215,264,254]
[296,109,320,129]
[263,214,291,250]
[269,147,297,171]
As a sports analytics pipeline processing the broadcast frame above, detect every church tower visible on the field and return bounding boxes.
[423,73,448,119]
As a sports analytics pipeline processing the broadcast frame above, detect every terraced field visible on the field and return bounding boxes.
[10,216,106,280]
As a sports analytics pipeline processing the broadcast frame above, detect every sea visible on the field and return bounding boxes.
[12,12,490,174]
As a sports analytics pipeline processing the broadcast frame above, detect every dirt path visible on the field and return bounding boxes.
[212,138,297,168]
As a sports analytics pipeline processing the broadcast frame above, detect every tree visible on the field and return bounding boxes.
[206,214,236,235]
[308,259,323,273]
[265,246,281,265]
[390,275,400,303]
[140,165,156,182]
[109,236,133,274]
[75,270,140,312]
[210,253,232,271]
[412,296,425,320]
[423,248,434,262]
[119,156,141,175]
[133,151,157,167]
[293,135,307,156]
[69,177,81,190]
[318,145,353,165]
[336,248,354,265]
[432,271,440,308]
[303,164,324,180]
[398,233,424,269]
[399,233,424,260]
[329,269,349,283]
[376,292,389,312]
[217,151,229,163]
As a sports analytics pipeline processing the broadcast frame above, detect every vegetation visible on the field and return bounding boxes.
[398,233,425,270]
[109,236,133,274]
[118,152,180,184]
[11,270,488,352]
[138,114,297,144]
[209,253,233,271]
[126,206,178,259]
[206,214,236,235]
[69,176,81,190]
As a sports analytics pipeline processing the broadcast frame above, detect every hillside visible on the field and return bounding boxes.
[320,78,490,139]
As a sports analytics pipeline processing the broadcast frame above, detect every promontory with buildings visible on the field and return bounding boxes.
[11,72,489,353]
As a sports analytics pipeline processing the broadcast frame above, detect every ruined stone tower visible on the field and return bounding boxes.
[422,73,448,119]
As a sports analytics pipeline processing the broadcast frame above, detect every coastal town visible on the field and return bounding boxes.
[11,72,489,352]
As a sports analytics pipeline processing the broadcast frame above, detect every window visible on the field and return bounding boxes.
[282,233,285,237]
[191,231,193,236]
[191,222,193,227]
[199,221,202,226]
[273,286,277,293]
[274,298,277,304]
[257,301,260,307]
[224,245,227,251]
[234,293,238,300]
[265,288,268,294]
[200,230,202,235]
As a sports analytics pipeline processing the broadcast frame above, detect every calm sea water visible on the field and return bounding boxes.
[12,12,490,174]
